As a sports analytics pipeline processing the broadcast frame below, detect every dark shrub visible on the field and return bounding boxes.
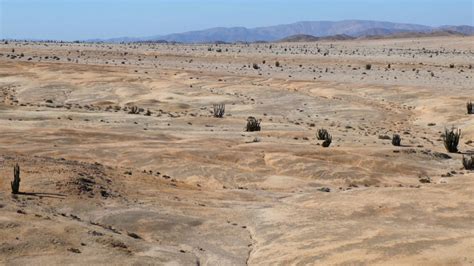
[246,116,261,132]
[392,134,401,146]
[128,106,140,114]
[443,127,461,153]
[11,163,20,194]
[462,155,474,170]
[322,134,332,148]
[317,129,329,140]
[213,104,225,118]
[467,101,473,114]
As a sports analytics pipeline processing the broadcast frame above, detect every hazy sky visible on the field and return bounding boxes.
[1,0,473,40]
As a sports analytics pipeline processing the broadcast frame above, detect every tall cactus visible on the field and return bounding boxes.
[317,129,329,140]
[11,163,20,194]
[392,134,401,146]
[246,116,261,132]
[462,155,474,170]
[443,127,461,153]
[213,104,225,118]
[467,101,473,114]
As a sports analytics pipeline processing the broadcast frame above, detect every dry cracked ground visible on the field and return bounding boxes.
[0,36,473,265]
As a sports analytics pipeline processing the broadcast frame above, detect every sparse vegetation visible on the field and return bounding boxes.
[128,106,140,114]
[467,101,473,114]
[317,128,329,140]
[392,134,401,146]
[275,61,280,67]
[462,155,474,170]
[322,134,332,148]
[252,63,259,70]
[443,127,461,153]
[11,163,20,194]
[246,116,261,132]
[317,129,332,147]
[365,64,372,70]
[213,104,225,118]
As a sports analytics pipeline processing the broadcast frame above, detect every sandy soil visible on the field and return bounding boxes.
[0,36,473,265]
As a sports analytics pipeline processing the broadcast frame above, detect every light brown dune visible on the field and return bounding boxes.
[0,36,473,265]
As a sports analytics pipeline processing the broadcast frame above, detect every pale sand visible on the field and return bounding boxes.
[0,36,473,265]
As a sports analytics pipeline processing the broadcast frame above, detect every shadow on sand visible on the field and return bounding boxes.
[13,191,66,199]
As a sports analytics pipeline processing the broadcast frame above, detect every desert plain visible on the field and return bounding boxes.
[0,36,473,265]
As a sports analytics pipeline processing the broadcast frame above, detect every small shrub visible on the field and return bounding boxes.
[213,104,225,118]
[322,134,332,148]
[462,155,474,170]
[130,106,139,114]
[443,127,461,153]
[317,129,332,147]
[365,64,372,70]
[392,134,401,146]
[11,163,20,194]
[467,101,473,114]
[246,116,261,132]
[317,129,329,140]
[252,63,259,70]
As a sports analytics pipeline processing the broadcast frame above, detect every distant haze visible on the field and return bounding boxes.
[1,0,473,41]
[94,20,473,43]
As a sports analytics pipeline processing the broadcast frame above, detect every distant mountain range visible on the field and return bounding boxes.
[92,20,474,43]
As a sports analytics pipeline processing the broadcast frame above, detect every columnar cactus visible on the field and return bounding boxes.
[443,127,461,153]
[246,116,261,132]
[11,163,20,194]
[213,104,225,118]
[463,155,474,170]
[467,101,473,114]
[317,129,329,140]
[392,134,401,146]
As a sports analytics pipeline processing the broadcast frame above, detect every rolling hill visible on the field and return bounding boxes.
[96,20,474,43]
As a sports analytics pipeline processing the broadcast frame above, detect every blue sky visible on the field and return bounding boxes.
[1,0,473,40]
